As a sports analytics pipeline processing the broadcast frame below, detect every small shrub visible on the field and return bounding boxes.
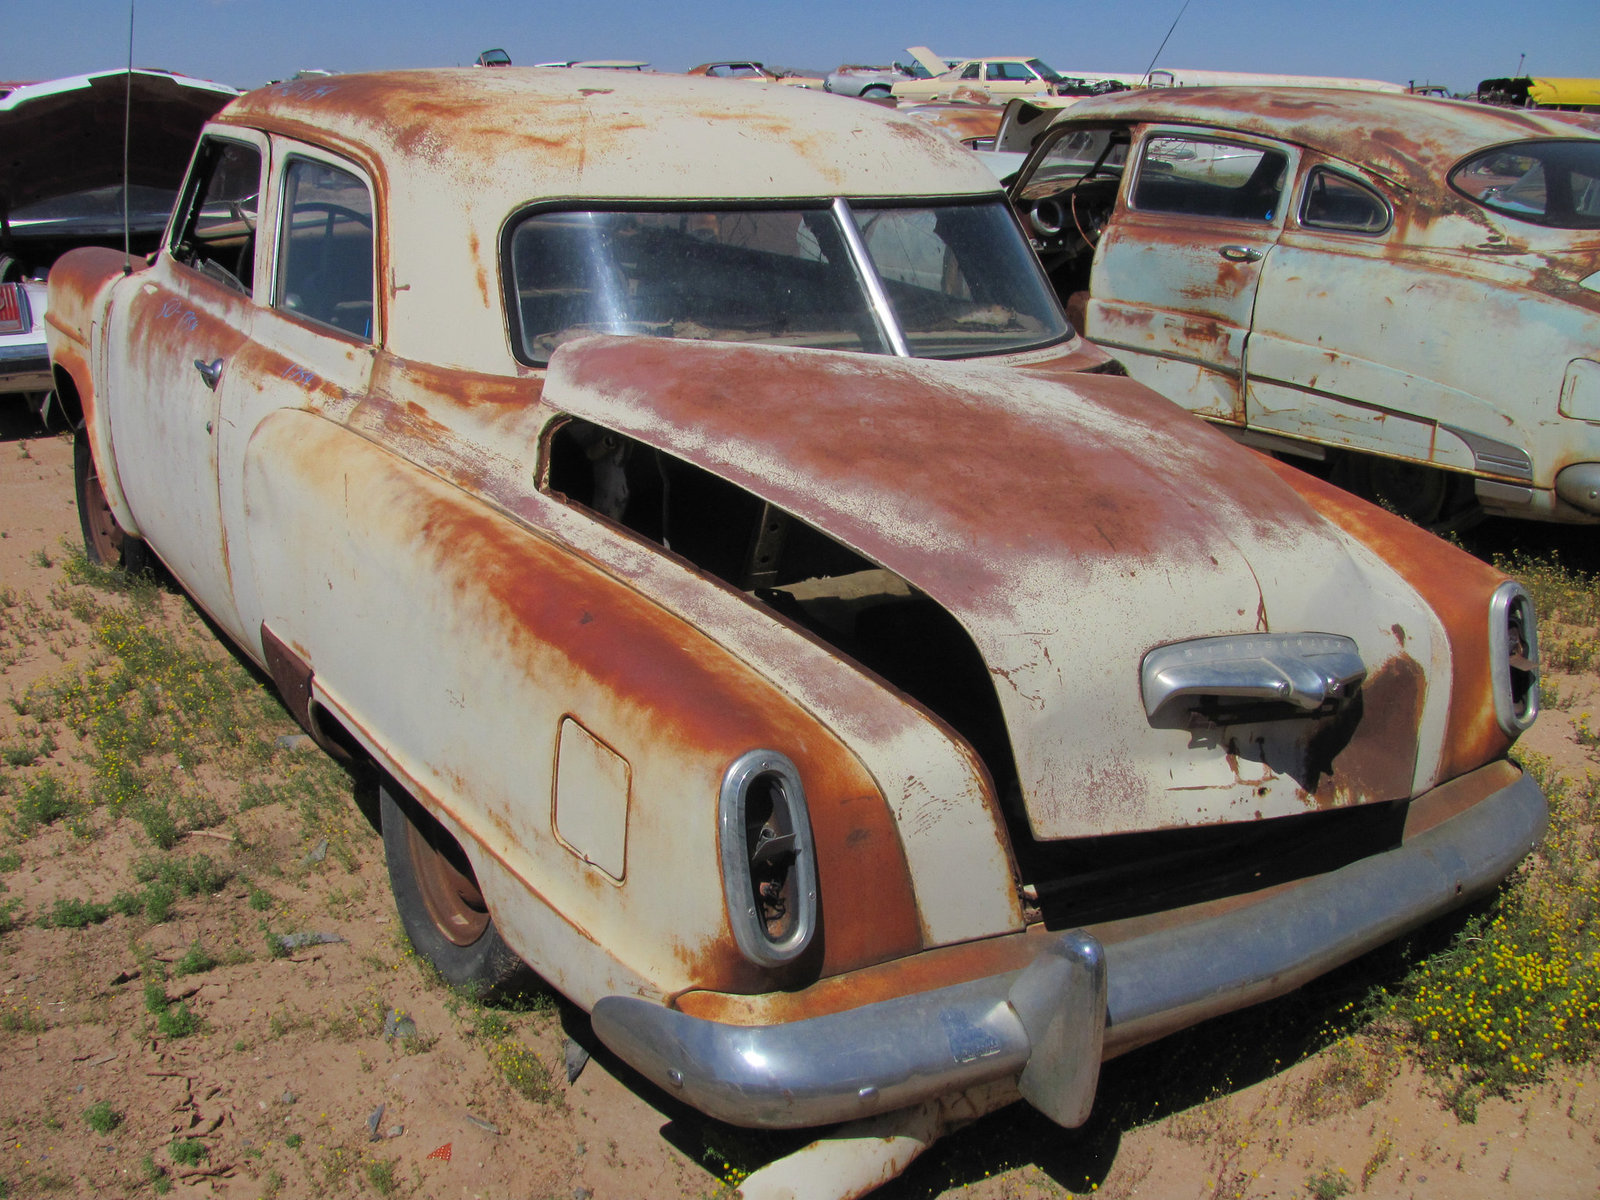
[141,881,176,923]
[41,896,112,929]
[285,1133,303,1149]
[83,1099,122,1133]
[155,1001,200,1039]
[1307,1165,1352,1199]
[10,773,76,835]
[169,1138,207,1167]
[131,795,181,850]
[173,940,217,978]
[491,1038,557,1102]
[139,1152,171,1195]
[365,1157,399,1196]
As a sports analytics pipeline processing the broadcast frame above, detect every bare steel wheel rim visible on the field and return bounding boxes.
[405,820,491,946]
[82,459,124,563]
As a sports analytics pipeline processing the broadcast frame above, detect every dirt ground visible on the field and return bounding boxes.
[2,409,1598,1200]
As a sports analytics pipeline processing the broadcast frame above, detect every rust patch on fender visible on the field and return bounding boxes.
[1260,456,1514,778]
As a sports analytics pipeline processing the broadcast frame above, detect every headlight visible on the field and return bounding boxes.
[1489,581,1539,736]
[719,750,818,967]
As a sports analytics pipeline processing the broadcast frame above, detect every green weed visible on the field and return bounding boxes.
[9,772,78,836]
[169,1138,207,1167]
[40,896,112,929]
[83,1099,122,1133]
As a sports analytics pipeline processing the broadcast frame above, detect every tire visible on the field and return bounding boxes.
[74,423,150,572]
[861,85,892,100]
[1338,453,1482,534]
[380,779,528,994]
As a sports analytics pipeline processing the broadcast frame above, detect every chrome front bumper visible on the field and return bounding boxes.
[592,765,1546,1130]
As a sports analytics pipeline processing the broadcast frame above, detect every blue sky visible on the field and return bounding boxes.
[8,0,1598,95]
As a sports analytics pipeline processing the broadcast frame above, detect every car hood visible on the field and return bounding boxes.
[0,70,237,223]
[545,336,1448,840]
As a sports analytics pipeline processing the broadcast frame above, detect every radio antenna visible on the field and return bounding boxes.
[122,0,135,274]
[1142,0,1193,85]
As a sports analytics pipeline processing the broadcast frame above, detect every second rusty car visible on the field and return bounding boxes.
[46,69,1545,1194]
[1004,87,1600,527]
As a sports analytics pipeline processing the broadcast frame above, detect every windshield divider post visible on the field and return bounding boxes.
[832,197,911,357]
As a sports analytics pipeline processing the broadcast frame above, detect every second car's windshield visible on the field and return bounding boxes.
[505,199,1069,364]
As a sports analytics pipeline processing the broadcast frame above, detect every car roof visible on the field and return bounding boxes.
[1049,86,1600,186]
[219,68,996,201]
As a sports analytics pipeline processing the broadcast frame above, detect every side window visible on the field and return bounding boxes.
[275,157,375,339]
[1132,135,1289,222]
[1300,167,1391,234]
[170,137,262,295]
[961,64,981,80]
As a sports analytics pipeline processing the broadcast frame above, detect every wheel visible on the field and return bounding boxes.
[861,85,892,100]
[74,424,149,572]
[1339,454,1482,533]
[380,779,527,994]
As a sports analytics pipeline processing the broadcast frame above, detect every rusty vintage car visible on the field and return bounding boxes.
[1003,87,1600,527]
[45,69,1546,1195]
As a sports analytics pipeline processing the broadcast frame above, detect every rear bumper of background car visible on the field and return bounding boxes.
[591,761,1546,1130]
[0,341,52,394]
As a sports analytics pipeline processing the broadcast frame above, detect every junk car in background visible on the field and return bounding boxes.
[0,68,236,416]
[46,69,1546,1198]
[1003,86,1600,527]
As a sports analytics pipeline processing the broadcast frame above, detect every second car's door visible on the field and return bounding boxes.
[1088,127,1296,425]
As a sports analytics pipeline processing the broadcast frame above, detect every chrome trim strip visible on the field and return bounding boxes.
[832,197,911,358]
[591,767,1545,1131]
[1476,479,1535,506]
[1441,423,1534,482]
[1140,632,1365,722]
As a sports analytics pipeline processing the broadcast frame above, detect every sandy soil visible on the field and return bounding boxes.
[1,409,1597,1200]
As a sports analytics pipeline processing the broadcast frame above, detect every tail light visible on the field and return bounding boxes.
[0,283,32,336]
[719,750,817,967]
[1489,581,1539,736]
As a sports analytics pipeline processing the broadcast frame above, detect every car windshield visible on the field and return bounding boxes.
[1027,60,1065,84]
[1022,128,1129,192]
[505,199,1069,364]
[1450,139,1600,229]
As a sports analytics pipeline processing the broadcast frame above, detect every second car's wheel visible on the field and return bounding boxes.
[380,780,528,994]
[1340,454,1482,534]
[73,424,149,572]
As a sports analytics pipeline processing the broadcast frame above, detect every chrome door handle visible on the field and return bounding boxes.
[1219,244,1263,263]
[194,357,224,390]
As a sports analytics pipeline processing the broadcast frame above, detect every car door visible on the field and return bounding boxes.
[104,130,267,630]
[215,142,380,657]
[1088,127,1295,425]
[1244,161,1528,484]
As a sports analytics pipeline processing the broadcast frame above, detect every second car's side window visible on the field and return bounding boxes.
[274,158,375,340]
[1132,136,1289,223]
[1299,167,1391,234]
[170,138,262,295]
